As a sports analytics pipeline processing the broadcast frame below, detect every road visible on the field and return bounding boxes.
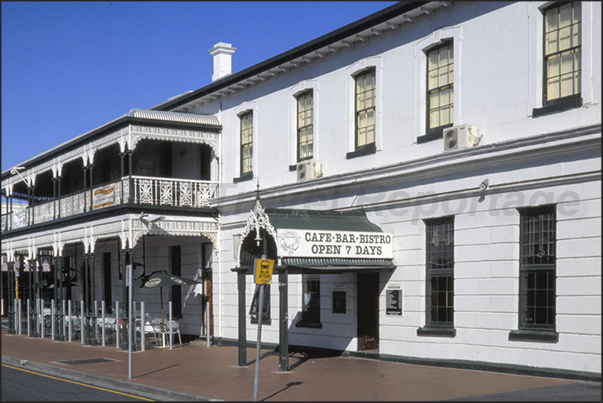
[1,364,152,401]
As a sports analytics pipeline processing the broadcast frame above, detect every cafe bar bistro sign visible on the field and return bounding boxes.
[277,229,393,259]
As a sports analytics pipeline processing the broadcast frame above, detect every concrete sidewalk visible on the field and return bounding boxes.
[1,325,600,401]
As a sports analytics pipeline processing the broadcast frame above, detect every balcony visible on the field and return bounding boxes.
[2,176,218,231]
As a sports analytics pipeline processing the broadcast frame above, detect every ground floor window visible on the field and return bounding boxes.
[297,274,321,327]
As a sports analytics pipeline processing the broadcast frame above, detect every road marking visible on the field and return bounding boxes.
[2,363,154,401]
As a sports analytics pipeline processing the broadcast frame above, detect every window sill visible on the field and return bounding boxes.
[417,125,450,144]
[508,330,559,343]
[346,143,376,159]
[295,321,322,329]
[417,326,456,337]
[532,95,583,118]
[233,172,254,183]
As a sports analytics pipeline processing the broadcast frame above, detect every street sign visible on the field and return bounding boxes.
[254,259,274,284]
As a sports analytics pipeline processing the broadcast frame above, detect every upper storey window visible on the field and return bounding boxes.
[296,90,314,162]
[544,2,581,105]
[355,68,376,150]
[240,111,253,176]
[534,2,583,117]
[426,41,454,136]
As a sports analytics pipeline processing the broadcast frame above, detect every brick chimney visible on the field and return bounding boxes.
[209,42,236,82]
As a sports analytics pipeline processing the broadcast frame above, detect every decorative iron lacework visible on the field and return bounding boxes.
[242,198,277,241]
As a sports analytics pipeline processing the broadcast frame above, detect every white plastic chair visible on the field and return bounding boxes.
[144,315,163,345]
[166,319,182,345]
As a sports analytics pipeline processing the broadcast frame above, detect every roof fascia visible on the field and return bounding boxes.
[152,1,425,111]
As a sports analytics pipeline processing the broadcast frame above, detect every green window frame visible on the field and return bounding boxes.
[297,90,314,162]
[240,111,253,176]
[424,217,455,329]
[426,41,454,137]
[518,206,557,331]
[296,274,321,328]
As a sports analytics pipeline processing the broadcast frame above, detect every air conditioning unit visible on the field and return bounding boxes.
[443,124,481,152]
[296,159,323,181]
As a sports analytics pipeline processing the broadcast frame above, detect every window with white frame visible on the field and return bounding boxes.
[355,68,376,150]
[533,2,583,117]
[544,2,581,105]
[240,111,253,176]
[296,90,314,162]
[426,41,454,135]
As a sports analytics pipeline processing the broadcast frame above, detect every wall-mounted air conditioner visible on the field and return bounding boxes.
[297,159,322,181]
[443,124,481,152]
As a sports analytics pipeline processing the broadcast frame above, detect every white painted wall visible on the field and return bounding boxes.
[204,1,601,375]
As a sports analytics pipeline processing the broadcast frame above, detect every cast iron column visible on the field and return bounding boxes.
[28,258,38,337]
[84,253,91,345]
[57,256,64,341]
[7,262,15,334]
[278,268,289,371]
[89,253,97,346]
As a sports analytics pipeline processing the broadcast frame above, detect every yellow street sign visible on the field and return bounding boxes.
[254,258,274,284]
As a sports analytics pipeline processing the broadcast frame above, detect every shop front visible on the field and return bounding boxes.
[232,198,395,371]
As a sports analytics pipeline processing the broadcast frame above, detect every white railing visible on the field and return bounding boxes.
[15,176,218,228]
[131,176,217,208]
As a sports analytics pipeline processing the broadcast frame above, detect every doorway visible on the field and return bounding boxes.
[357,272,380,351]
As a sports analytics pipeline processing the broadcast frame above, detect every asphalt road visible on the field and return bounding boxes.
[1,364,151,401]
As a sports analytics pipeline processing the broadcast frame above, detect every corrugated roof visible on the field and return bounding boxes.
[127,108,219,126]
[265,208,383,232]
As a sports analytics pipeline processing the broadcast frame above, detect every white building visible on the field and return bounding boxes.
[2,1,600,380]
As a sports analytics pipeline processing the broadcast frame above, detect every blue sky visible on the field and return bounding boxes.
[1,1,398,173]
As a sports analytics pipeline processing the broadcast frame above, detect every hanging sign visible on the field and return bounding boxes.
[254,258,274,284]
[277,228,393,259]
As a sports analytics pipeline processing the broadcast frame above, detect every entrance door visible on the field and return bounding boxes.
[357,272,380,351]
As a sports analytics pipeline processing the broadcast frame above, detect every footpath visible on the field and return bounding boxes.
[1,324,600,401]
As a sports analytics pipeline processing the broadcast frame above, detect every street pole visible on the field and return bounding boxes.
[253,282,265,402]
[128,262,133,379]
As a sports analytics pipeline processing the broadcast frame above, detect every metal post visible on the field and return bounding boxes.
[115,301,120,348]
[279,268,289,371]
[80,300,85,344]
[62,299,66,340]
[169,301,173,350]
[18,299,22,335]
[31,259,39,337]
[39,299,44,338]
[7,263,15,334]
[101,300,106,347]
[206,298,210,347]
[57,256,64,341]
[253,283,265,402]
[141,301,145,352]
[84,254,90,345]
[27,299,30,337]
[51,299,55,340]
[128,263,133,379]
[90,253,97,346]
[237,271,247,366]
[92,299,98,346]
[68,300,72,342]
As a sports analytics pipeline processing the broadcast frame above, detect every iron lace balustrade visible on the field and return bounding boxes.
[25,176,217,227]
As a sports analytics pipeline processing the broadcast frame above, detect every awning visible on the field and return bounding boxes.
[235,207,396,274]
